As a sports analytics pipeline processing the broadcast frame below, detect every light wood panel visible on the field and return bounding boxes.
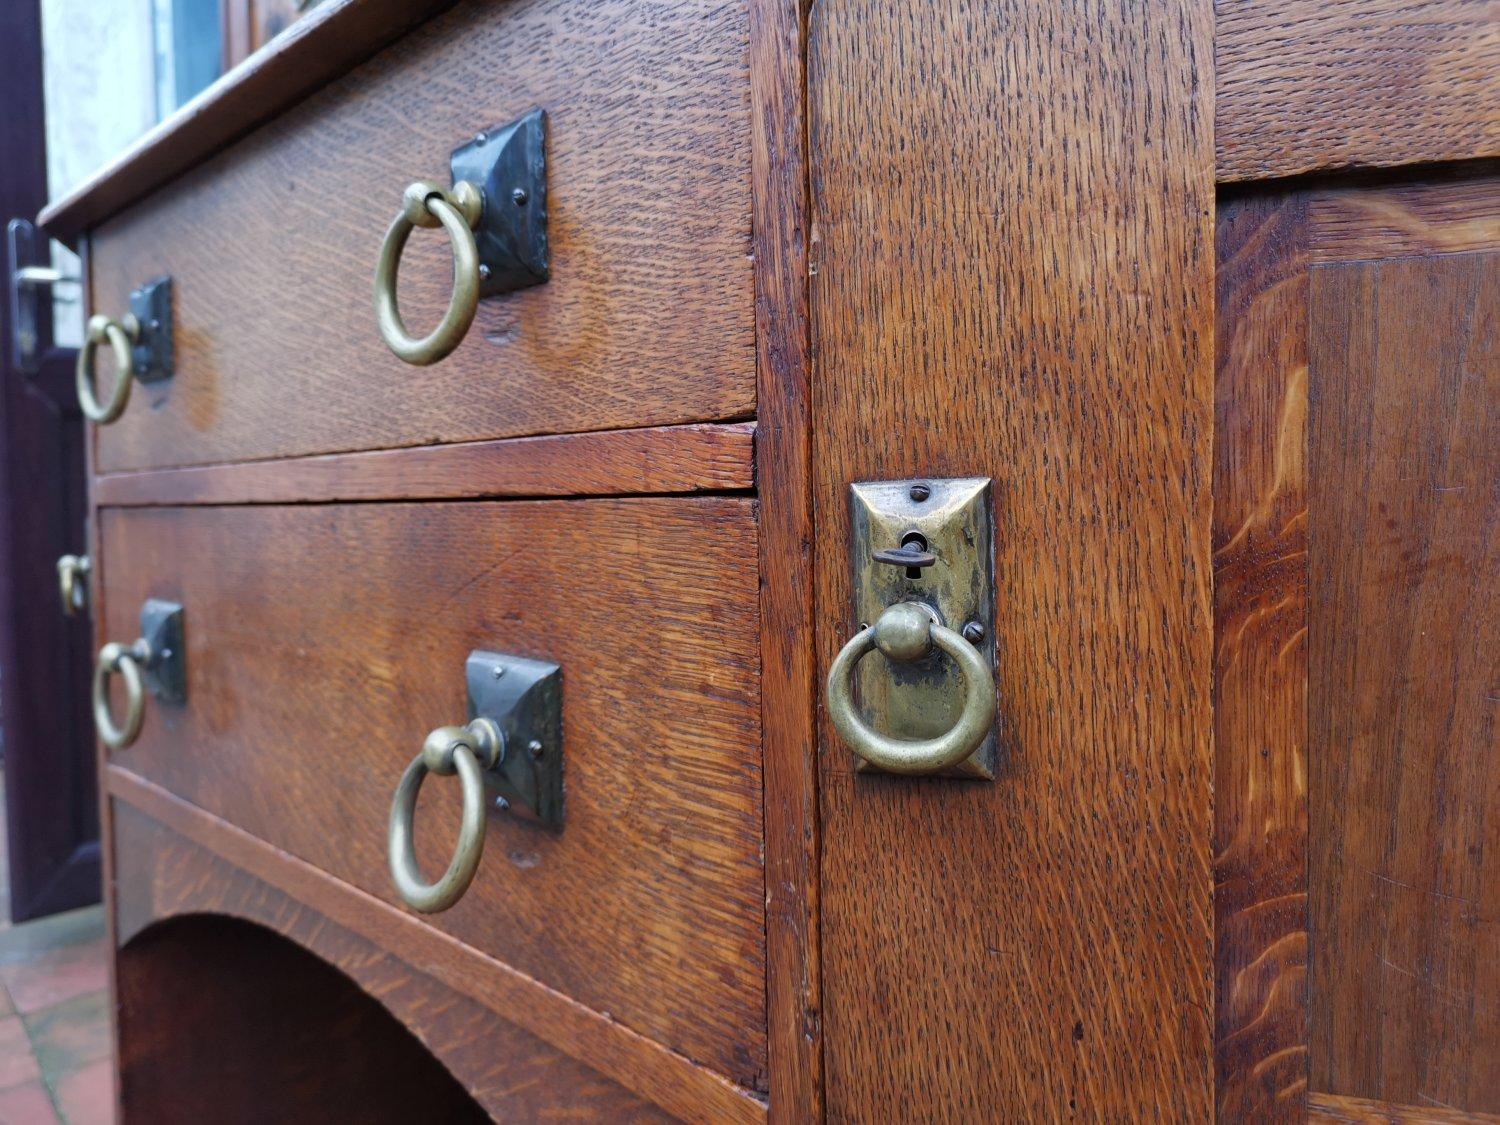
[99,498,765,1091]
[1308,247,1498,1113]
[93,422,754,506]
[1309,1091,1500,1123]
[808,0,1215,1117]
[89,0,754,472]
[1216,0,1500,182]
[109,781,758,1121]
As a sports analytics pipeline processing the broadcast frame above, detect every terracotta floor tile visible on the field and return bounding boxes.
[0,1080,59,1124]
[0,944,107,1017]
[52,1058,113,1125]
[22,992,109,1083]
[0,1018,40,1090]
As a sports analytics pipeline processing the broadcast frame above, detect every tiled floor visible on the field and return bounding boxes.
[0,907,112,1124]
[0,774,113,1124]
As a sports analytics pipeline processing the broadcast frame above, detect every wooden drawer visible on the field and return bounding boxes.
[98,498,765,1091]
[88,0,753,472]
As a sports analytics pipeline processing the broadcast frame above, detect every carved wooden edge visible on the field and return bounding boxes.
[93,423,756,507]
[1213,189,1312,1122]
[105,767,768,1124]
[1216,1,1500,184]
[1308,1091,1500,1124]
[38,0,459,246]
[750,0,820,1119]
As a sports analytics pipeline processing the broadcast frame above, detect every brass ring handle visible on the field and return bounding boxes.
[388,719,504,913]
[373,180,484,366]
[57,554,90,616]
[826,601,996,775]
[93,640,146,750]
[76,314,138,424]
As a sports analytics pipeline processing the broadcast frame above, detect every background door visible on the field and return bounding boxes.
[0,0,99,923]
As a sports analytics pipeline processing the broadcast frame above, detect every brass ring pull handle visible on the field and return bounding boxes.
[57,554,90,616]
[388,719,504,913]
[374,180,484,366]
[93,640,148,749]
[826,601,996,775]
[76,313,138,424]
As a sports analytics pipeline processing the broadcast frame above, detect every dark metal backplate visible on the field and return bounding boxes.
[850,477,997,778]
[139,598,185,703]
[450,109,549,298]
[128,276,173,384]
[466,649,563,828]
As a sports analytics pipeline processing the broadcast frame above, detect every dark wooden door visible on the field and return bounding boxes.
[0,0,99,922]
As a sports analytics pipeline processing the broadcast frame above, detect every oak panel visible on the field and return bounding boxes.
[809,0,1215,1117]
[1213,191,1312,1121]
[1308,1091,1500,1123]
[110,791,746,1121]
[1216,0,1500,182]
[1308,249,1499,1111]
[99,498,765,1090]
[90,0,753,472]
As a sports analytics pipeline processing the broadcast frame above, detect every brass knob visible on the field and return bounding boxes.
[826,602,996,775]
[57,554,90,616]
[373,180,484,366]
[388,718,504,913]
[76,313,138,423]
[93,640,147,749]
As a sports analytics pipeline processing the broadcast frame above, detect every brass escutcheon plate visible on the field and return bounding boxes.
[849,477,997,778]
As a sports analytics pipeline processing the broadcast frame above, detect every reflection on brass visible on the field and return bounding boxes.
[56,554,90,616]
[92,640,145,750]
[827,602,995,774]
[373,180,483,366]
[842,477,998,778]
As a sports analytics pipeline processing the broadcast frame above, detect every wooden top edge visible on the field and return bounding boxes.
[93,422,757,507]
[37,0,457,246]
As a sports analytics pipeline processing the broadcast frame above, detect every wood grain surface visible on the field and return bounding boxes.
[93,422,754,507]
[1216,0,1500,182]
[747,0,821,1119]
[109,791,732,1121]
[1310,175,1500,262]
[1213,190,1312,1121]
[89,0,754,472]
[808,0,1215,1117]
[38,0,460,246]
[1309,1092,1500,1123]
[98,498,765,1091]
[1308,247,1498,1112]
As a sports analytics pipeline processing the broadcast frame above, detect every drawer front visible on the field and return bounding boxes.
[99,499,765,1089]
[90,0,753,472]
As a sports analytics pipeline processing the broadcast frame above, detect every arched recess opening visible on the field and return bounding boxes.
[116,914,490,1123]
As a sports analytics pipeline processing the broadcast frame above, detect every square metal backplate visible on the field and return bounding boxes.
[128,276,173,383]
[139,598,185,703]
[466,650,563,828]
[850,478,996,778]
[450,109,549,298]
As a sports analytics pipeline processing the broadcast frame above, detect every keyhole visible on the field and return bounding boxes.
[901,532,928,580]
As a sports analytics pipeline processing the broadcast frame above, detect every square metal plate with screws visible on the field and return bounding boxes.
[466,650,563,828]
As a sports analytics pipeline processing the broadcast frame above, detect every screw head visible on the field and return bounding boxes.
[491,665,506,679]
[909,483,931,502]
[511,187,528,205]
[493,795,509,811]
[962,621,987,645]
[478,263,492,281]
[528,739,544,760]
[475,131,488,144]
